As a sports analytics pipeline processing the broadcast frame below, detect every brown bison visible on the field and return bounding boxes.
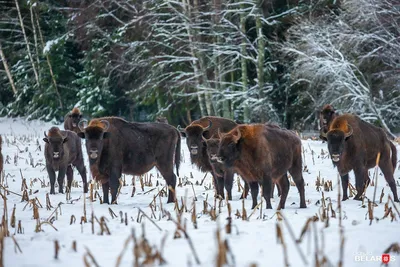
[320,114,399,202]
[178,116,237,200]
[0,135,3,175]
[64,107,83,134]
[77,117,181,204]
[203,135,280,204]
[43,127,88,194]
[217,124,307,210]
[319,104,337,139]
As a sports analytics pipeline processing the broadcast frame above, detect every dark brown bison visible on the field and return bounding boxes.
[320,114,399,202]
[319,104,337,139]
[178,116,237,200]
[43,127,88,194]
[77,117,181,204]
[0,135,3,175]
[217,124,306,210]
[64,107,83,134]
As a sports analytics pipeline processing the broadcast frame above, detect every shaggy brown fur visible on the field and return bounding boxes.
[78,117,181,204]
[64,107,83,134]
[218,124,306,210]
[43,127,88,194]
[179,116,237,199]
[321,114,399,202]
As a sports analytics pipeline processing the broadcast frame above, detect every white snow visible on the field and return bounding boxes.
[1,117,399,267]
[43,38,63,54]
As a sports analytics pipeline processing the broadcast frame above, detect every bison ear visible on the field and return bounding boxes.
[43,138,49,143]
[232,128,241,143]
[103,132,111,139]
[77,132,85,139]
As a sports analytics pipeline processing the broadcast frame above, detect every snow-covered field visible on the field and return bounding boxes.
[1,117,399,267]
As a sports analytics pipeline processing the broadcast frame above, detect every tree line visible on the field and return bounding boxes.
[0,0,399,134]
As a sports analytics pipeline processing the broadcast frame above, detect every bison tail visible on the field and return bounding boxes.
[390,141,397,172]
[175,130,181,177]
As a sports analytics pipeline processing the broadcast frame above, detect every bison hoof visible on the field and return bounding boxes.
[342,196,349,201]
[300,203,307,208]
[394,197,400,203]
[353,196,362,201]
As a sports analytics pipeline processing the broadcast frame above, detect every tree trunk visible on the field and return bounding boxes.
[33,6,63,110]
[181,0,207,117]
[15,0,40,87]
[0,42,17,95]
[240,2,250,122]
[30,3,41,80]
[256,9,266,122]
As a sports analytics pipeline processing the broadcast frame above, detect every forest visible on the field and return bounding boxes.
[0,0,399,134]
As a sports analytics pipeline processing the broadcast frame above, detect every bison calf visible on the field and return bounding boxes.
[78,117,181,204]
[64,107,83,134]
[217,124,306,210]
[320,114,399,202]
[178,116,237,200]
[43,127,88,194]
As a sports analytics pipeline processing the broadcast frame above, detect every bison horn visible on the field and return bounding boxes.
[44,131,48,138]
[101,120,110,131]
[320,130,327,139]
[202,119,212,131]
[345,124,353,138]
[78,119,88,132]
[177,125,185,133]
[232,127,241,143]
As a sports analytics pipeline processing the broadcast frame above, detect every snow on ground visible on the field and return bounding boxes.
[1,117,399,267]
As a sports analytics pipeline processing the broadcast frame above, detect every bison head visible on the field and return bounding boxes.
[43,128,68,160]
[320,105,336,129]
[77,119,111,164]
[203,137,224,176]
[180,120,212,157]
[69,109,83,128]
[321,125,353,163]
[217,127,241,168]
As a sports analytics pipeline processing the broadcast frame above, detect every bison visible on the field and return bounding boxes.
[178,116,237,200]
[64,107,83,134]
[43,127,88,194]
[319,104,337,139]
[203,135,280,203]
[320,114,399,202]
[217,124,307,210]
[77,117,181,204]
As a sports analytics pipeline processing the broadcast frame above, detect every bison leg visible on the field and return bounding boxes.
[276,174,290,210]
[249,182,259,209]
[66,165,73,193]
[47,165,56,194]
[271,181,281,197]
[289,159,307,208]
[353,167,367,201]
[379,157,399,202]
[261,176,273,209]
[341,174,349,201]
[240,181,250,199]
[110,168,121,204]
[76,162,88,193]
[102,182,110,204]
[224,169,234,200]
[57,166,67,194]
[166,173,177,203]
